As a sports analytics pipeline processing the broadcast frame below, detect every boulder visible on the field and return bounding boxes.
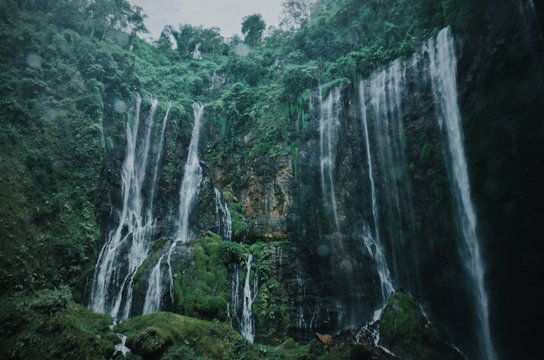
[378,292,464,360]
[315,332,333,346]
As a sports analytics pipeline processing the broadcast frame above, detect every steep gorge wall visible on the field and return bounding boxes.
[456,0,544,358]
[1,0,542,358]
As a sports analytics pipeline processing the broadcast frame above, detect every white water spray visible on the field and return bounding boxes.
[241,254,258,343]
[214,188,232,241]
[359,83,395,312]
[148,104,172,218]
[89,96,162,319]
[319,87,342,231]
[143,103,204,314]
[427,27,496,360]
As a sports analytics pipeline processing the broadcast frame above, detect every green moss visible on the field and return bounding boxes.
[0,289,116,360]
[248,241,291,343]
[379,292,460,360]
[419,142,433,164]
[173,234,247,321]
[228,201,249,239]
[133,237,171,293]
[320,78,350,97]
[258,339,354,360]
[116,312,258,360]
[380,292,423,336]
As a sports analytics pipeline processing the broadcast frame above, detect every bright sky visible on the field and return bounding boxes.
[128,0,284,39]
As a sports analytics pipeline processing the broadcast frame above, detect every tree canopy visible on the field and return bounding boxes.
[241,14,266,47]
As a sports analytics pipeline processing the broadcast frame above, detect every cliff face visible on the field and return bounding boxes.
[456,1,544,358]
[173,1,542,357]
[1,0,543,359]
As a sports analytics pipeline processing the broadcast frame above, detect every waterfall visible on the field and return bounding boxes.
[351,27,493,358]
[214,188,233,241]
[229,265,240,326]
[359,83,395,314]
[88,96,162,319]
[148,104,172,218]
[319,87,342,232]
[113,334,131,357]
[143,103,204,314]
[366,59,416,277]
[241,254,258,343]
[427,27,496,360]
[192,43,203,60]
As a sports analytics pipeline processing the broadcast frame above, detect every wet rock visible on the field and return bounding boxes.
[378,292,464,360]
[126,326,172,360]
[315,332,333,346]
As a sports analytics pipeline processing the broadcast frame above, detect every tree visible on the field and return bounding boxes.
[280,0,315,33]
[241,14,266,47]
[127,5,148,35]
[156,25,175,51]
[86,0,147,40]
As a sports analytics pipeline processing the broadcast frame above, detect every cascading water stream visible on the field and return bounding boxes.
[319,87,342,232]
[148,104,172,219]
[359,82,395,316]
[228,265,240,326]
[366,61,417,277]
[427,27,496,360]
[241,254,258,343]
[88,96,160,319]
[214,188,232,241]
[143,103,204,314]
[113,334,131,357]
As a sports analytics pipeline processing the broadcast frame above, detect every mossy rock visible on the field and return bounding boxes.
[378,292,463,360]
[129,326,173,360]
[0,290,117,360]
[116,312,258,360]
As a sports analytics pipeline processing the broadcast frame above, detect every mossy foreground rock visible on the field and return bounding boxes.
[378,292,464,360]
[116,312,258,360]
[0,289,117,360]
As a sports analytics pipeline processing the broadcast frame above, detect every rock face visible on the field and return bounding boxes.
[455,1,544,358]
[315,333,333,346]
[378,292,464,360]
[117,312,260,360]
[87,1,543,358]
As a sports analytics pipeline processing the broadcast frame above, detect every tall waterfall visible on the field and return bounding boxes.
[349,27,494,358]
[427,27,496,360]
[366,60,416,277]
[241,254,258,343]
[358,83,395,317]
[319,87,342,232]
[214,188,232,241]
[143,103,204,314]
[228,265,240,326]
[88,97,170,319]
[148,104,172,219]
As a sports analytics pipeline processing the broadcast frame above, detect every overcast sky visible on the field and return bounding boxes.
[128,0,284,40]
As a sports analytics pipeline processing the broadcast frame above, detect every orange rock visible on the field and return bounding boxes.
[315,332,333,346]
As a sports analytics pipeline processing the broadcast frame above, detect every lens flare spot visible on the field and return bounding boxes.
[234,43,250,57]
[114,99,128,113]
[43,108,57,121]
[317,245,330,257]
[25,53,42,68]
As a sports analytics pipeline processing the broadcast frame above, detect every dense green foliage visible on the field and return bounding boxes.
[0,0,495,358]
[116,312,360,360]
[242,14,266,47]
[117,312,257,360]
[0,288,117,360]
[173,233,242,321]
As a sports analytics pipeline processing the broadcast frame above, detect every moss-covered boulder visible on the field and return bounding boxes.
[0,288,117,360]
[116,312,258,360]
[378,292,463,360]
